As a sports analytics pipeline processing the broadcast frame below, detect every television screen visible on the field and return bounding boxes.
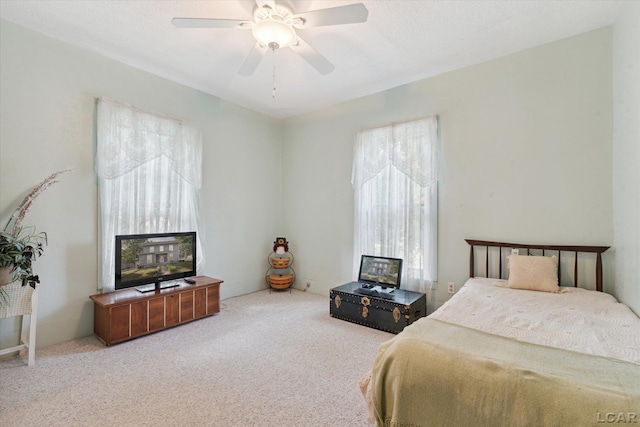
[357,255,403,288]
[115,231,196,292]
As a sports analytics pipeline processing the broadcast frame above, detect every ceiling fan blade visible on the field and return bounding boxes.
[293,3,368,28]
[238,42,269,76]
[255,0,276,10]
[171,17,252,29]
[290,37,335,75]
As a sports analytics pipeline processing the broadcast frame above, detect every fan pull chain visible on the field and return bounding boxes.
[271,46,276,98]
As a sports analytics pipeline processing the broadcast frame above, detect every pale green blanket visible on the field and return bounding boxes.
[369,318,640,427]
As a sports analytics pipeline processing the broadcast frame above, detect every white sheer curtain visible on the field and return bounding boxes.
[95,98,203,293]
[352,116,438,293]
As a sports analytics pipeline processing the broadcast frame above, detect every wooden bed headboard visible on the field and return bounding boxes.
[465,239,610,292]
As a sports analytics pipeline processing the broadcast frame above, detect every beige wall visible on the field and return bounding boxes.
[282,28,614,311]
[612,2,640,315]
[0,19,282,348]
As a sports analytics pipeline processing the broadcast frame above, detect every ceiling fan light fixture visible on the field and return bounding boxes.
[252,17,296,49]
[173,1,369,79]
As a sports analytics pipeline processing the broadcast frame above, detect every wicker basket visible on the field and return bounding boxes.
[267,274,294,289]
[270,257,291,269]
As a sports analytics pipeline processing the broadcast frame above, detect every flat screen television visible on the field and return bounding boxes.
[358,255,403,288]
[115,231,197,293]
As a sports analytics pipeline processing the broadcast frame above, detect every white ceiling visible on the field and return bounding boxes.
[0,0,623,119]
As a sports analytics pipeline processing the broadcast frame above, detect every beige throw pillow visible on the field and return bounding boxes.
[507,254,559,293]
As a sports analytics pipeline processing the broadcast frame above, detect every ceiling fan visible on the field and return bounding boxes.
[172,0,368,76]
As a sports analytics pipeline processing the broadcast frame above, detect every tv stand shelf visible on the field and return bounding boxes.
[90,276,222,346]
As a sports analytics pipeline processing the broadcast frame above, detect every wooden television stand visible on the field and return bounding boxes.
[90,276,222,346]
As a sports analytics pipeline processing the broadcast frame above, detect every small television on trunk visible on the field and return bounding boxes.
[358,255,403,288]
[115,231,196,293]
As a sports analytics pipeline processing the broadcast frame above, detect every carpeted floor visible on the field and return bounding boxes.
[0,289,392,426]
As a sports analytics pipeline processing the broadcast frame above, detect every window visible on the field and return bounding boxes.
[95,98,203,292]
[352,117,438,293]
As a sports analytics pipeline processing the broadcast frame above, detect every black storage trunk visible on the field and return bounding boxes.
[329,282,426,334]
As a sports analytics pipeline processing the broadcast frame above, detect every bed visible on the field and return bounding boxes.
[361,240,640,427]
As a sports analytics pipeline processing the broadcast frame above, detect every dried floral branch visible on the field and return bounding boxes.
[4,169,72,236]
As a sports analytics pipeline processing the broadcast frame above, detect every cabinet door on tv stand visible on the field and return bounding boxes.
[207,285,220,315]
[149,297,165,331]
[180,291,194,322]
[194,288,207,318]
[130,301,148,337]
[110,305,131,343]
[165,294,180,327]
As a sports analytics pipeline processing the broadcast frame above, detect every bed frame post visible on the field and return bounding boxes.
[574,251,579,288]
[558,251,561,285]
[596,253,603,292]
[485,246,489,278]
[469,244,474,278]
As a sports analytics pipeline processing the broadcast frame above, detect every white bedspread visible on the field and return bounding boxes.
[430,277,640,364]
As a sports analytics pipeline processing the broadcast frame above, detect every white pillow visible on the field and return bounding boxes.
[507,254,559,293]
